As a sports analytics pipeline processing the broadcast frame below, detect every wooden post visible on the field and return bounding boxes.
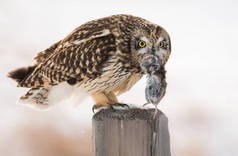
[92,108,171,156]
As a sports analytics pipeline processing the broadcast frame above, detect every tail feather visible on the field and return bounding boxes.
[8,66,36,84]
[17,82,89,110]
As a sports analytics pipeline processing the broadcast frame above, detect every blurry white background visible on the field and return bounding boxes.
[0,0,237,155]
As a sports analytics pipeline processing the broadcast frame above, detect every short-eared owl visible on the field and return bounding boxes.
[8,14,171,111]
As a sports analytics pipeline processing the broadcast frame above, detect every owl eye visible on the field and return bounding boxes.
[138,41,146,48]
[159,41,167,49]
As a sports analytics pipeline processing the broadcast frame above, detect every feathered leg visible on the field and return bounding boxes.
[92,91,129,112]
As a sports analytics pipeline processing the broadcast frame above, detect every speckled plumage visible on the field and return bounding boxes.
[8,14,171,110]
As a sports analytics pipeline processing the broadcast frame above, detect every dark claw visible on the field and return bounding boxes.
[92,105,96,113]
[109,105,115,110]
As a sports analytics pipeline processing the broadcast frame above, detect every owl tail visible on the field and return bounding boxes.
[17,82,89,110]
[8,66,36,84]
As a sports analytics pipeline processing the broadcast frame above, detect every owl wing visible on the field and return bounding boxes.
[34,40,61,64]
[19,29,118,88]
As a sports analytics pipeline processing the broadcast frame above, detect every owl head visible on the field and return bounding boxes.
[130,24,171,67]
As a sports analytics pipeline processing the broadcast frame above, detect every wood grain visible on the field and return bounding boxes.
[92,108,171,156]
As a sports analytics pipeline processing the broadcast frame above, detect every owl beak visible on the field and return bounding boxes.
[151,46,156,54]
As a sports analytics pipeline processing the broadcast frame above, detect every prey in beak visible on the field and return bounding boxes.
[140,53,163,118]
[141,53,161,74]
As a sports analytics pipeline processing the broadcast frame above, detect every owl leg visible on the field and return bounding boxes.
[92,92,129,112]
[92,92,110,112]
[105,92,129,108]
[105,92,118,103]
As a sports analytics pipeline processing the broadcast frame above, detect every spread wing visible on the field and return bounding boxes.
[19,28,117,88]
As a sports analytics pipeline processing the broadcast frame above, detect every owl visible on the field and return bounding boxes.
[8,14,171,111]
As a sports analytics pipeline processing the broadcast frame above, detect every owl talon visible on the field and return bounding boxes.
[92,104,109,113]
[92,106,96,113]
[111,103,130,109]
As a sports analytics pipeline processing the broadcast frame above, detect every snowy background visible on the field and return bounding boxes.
[0,0,238,155]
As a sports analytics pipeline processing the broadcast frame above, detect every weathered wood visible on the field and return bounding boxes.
[92,108,171,156]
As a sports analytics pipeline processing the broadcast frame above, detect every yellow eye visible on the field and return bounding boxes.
[138,41,146,48]
[160,41,164,48]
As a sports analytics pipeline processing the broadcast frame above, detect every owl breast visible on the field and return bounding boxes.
[78,56,143,95]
